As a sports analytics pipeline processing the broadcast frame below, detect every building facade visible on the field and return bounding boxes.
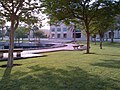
[50,23,86,40]
[49,23,120,41]
[107,30,120,39]
[95,30,120,39]
[29,29,50,38]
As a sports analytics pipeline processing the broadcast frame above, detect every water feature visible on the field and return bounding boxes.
[1,42,55,50]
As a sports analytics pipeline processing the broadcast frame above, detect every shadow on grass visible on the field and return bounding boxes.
[91,59,120,69]
[94,53,120,57]
[82,53,120,57]
[0,67,12,89]
[103,42,120,48]
[0,65,120,90]
[0,55,48,62]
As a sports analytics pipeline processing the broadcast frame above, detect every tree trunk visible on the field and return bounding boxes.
[105,34,108,42]
[1,27,4,41]
[100,36,103,49]
[18,38,20,46]
[39,38,40,43]
[7,21,15,67]
[102,37,104,42]
[91,36,93,42]
[111,30,114,43]
[28,30,31,41]
[85,15,90,54]
[86,31,90,53]
[94,37,96,45]
[33,30,35,41]
[73,29,76,43]
[22,38,23,43]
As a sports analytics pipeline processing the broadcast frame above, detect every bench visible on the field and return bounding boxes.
[0,49,23,58]
[73,44,84,50]
[79,44,84,48]
[73,45,79,50]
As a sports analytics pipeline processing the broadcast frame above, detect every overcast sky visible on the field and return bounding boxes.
[41,15,50,29]
[6,15,50,30]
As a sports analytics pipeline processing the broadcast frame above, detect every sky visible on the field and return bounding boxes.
[37,13,50,30]
[5,0,98,30]
[40,16,50,29]
[6,15,50,30]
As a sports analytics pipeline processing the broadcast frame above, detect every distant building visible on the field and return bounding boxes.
[50,23,86,40]
[29,29,50,38]
[107,30,120,39]
[40,29,50,38]
[95,30,120,39]
[50,23,120,41]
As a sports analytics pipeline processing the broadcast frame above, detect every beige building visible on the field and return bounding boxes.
[50,23,86,40]
[40,29,50,37]
[29,29,50,38]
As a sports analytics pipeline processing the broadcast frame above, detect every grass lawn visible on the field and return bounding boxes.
[0,42,120,90]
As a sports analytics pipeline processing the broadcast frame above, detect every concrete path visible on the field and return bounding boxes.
[1,44,86,60]
[22,43,86,54]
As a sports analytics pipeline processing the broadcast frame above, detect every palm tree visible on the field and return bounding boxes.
[68,24,76,43]
[0,19,6,40]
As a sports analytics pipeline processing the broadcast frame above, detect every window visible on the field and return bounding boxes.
[51,28,55,32]
[63,33,67,38]
[52,34,55,38]
[57,34,61,38]
[76,29,81,32]
[73,29,81,32]
[73,33,81,38]
[109,32,114,38]
[57,28,61,32]
[76,33,81,38]
[63,27,67,32]
[118,30,120,38]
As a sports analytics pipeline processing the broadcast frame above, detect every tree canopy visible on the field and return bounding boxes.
[41,0,120,53]
[15,26,28,42]
[0,0,42,67]
[34,30,46,38]
[41,0,100,53]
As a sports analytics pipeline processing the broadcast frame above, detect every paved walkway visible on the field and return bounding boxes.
[1,44,86,60]
[22,43,86,54]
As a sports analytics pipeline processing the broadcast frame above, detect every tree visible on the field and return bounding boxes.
[0,30,4,40]
[0,0,41,67]
[34,30,46,43]
[42,0,100,53]
[0,18,6,40]
[67,24,77,43]
[115,16,120,32]
[110,16,120,43]
[5,26,10,37]
[91,12,115,49]
[15,26,28,44]
[42,0,119,53]
[25,16,43,41]
[92,0,120,48]
[105,0,120,43]
[32,25,39,38]
[90,29,98,45]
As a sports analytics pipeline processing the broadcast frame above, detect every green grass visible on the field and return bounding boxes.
[0,42,120,90]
